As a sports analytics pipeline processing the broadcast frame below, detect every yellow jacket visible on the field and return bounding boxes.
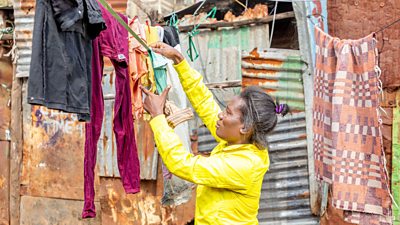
[149,60,270,225]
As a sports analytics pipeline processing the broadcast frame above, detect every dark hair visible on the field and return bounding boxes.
[239,86,289,149]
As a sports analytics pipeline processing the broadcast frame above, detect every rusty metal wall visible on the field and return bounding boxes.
[0,54,12,141]
[108,0,127,13]
[242,49,318,225]
[0,141,10,225]
[13,0,195,224]
[242,49,305,111]
[327,1,400,88]
[12,0,158,179]
[180,24,270,84]
[0,37,13,224]
[20,196,102,225]
[100,165,195,225]
[21,81,90,200]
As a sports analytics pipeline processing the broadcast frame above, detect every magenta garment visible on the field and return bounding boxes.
[82,5,140,218]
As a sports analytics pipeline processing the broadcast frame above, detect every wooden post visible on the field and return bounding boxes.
[9,64,22,225]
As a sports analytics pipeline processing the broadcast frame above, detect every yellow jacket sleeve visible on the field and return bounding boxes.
[150,115,252,192]
[173,59,222,142]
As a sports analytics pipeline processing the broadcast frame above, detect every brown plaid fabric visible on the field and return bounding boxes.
[313,27,392,224]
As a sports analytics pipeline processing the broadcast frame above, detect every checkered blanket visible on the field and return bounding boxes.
[313,27,392,224]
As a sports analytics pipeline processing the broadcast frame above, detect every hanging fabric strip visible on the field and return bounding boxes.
[186,6,217,61]
[97,0,150,51]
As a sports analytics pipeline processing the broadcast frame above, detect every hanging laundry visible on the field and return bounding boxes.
[82,4,140,218]
[163,26,180,48]
[156,26,164,41]
[149,50,169,94]
[160,36,194,205]
[137,25,156,95]
[145,25,170,95]
[27,0,106,121]
[313,27,392,224]
[128,17,148,120]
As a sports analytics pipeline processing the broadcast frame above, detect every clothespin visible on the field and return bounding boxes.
[146,20,151,33]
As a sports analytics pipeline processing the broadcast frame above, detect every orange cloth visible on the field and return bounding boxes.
[128,17,148,120]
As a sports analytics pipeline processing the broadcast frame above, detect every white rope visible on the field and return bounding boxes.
[268,1,278,49]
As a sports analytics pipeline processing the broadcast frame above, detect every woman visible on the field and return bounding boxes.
[140,42,289,225]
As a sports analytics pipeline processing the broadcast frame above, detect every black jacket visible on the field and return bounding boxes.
[51,0,105,38]
[27,0,106,120]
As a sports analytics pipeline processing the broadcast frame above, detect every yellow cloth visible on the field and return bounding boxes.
[141,26,159,120]
[149,60,270,225]
[141,26,159,93]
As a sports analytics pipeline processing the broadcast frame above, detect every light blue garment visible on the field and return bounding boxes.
[149,50,169,94]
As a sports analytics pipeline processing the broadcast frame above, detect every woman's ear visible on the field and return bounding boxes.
[240,126,252,136]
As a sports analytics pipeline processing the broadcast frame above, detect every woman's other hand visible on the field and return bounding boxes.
[140,85,171,118]
[150,42,184,64]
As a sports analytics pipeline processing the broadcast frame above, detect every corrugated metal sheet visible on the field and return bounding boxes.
[180,24,270,130]
[242,49,318,224]
[193,48,318,223]
[14,0,35,78]
[197,126,217,152]
[242,49,305,111]
[292,1,321,215]
[98,72,158,180]
[180,24,270,84]
[108,0,127,13]
[260,112,317,225]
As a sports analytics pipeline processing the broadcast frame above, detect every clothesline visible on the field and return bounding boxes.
[97,0,151,51]
[375,17,400,33]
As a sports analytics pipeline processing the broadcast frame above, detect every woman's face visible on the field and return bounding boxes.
[216,96,246,145]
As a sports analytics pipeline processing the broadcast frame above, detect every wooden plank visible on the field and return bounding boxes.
[178,11,295,32]
[0,43,12,225]
[205,80,241,89]
[392,90,400,224]
[0,54,13,141]
[9,66,22,225]
[0,141,9,225]
[20,196,101,225]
